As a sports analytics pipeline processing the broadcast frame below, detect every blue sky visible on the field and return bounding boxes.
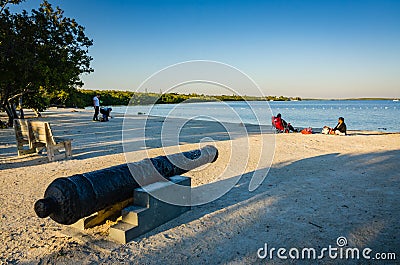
[11,0,400,98]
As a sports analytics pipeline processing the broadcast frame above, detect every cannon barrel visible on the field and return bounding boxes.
[34,145,218,225]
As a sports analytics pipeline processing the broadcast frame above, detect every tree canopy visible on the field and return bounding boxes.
[0,0,93,125]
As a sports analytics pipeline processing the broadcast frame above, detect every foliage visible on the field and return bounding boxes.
[0,0,93,125]
[72,89,300,107]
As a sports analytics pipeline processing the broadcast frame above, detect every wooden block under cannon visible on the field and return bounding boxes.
[70,198,133,230]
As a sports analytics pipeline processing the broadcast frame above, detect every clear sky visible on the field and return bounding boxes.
[11,0,400,98]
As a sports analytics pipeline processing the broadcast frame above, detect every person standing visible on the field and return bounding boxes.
[93,94,100,121]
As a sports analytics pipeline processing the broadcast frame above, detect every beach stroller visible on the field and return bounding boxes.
[99,107,112,122]
[272,116,289,133]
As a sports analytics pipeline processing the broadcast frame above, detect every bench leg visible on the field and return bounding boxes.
[46,142,72,162]
[17,148,36,156]
[64,141,72,159]
[47,146,55,162]
[36,146,46,154]
[17,140,36,156]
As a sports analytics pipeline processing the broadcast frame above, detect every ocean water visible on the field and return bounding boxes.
[109,100,400,132]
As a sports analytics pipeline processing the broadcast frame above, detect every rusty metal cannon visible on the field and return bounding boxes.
[34,145,218,225]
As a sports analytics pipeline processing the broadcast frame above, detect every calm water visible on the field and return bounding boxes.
[109,100,400,132]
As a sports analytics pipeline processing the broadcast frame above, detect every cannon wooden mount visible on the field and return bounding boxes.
[70,176,191,243]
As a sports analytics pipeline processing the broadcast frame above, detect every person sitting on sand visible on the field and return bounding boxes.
[272,113,298,133]
[331,117,347,135]
[323,117,347,136]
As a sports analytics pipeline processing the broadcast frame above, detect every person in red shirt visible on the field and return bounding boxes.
[272,113,298,133]
[273,114,285,131]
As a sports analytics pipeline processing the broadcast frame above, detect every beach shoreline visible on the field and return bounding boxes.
[1,108,399,264]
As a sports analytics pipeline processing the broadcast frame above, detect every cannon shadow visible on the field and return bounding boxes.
[128,149,400,264]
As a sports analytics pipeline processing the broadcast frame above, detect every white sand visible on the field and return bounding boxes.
[0,108,399,264]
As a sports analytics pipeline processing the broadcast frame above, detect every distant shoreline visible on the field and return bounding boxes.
[303,98,398,101]
[78,98,399,110]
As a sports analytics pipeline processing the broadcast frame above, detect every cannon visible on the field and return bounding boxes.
[34,145,218,225]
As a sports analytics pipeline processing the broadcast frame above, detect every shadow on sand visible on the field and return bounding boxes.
[0,111,273,169]
[26,149,400,264]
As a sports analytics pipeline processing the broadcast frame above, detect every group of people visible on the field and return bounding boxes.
[93,95,112,122]
[92,95,348,134]
[273,113,347,135]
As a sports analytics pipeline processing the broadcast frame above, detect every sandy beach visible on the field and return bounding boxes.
[0,108,399,264]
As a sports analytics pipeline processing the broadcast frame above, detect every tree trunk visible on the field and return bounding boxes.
[11,103,19,120]
[19,96,24,119]
[2,103,15,127]
[5,108,13,127]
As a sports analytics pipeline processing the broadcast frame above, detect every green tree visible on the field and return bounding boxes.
[0,0,93,126]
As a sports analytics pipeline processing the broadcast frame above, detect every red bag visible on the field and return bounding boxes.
[301,128,313,134]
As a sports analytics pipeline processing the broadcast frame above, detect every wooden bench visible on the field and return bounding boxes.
[13,119,36,156]
[14,119,72,162]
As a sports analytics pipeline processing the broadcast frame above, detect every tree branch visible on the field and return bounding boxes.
[1,0,12,15]
[7,89,32,102]
[1,0,25,14]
